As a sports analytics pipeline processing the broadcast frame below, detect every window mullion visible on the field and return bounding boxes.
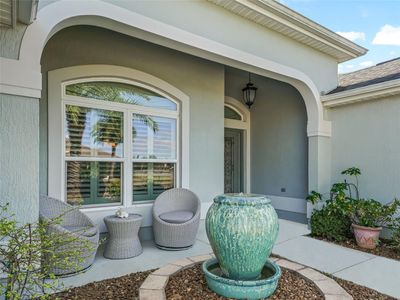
[148,125,154,158]
[65,157,125,162]
[132,159,177,163]
[90,161,98,205]
[124,109,133,208]
[149,163,154,200]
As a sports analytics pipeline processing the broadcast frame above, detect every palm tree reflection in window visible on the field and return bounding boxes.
[65,82,159,205]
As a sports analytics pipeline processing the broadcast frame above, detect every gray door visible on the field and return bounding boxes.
[224,128,243,193]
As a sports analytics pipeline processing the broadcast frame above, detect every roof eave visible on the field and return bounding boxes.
[321,79,400,108]
[208,0,368,62]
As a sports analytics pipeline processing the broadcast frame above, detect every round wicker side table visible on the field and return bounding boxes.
[104,213,143,259]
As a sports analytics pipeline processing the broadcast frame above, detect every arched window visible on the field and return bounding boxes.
[63,79,179,207]
[224,105,243,120]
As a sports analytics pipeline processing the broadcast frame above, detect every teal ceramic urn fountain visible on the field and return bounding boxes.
[206,193,279,280]
[203,193,280,299]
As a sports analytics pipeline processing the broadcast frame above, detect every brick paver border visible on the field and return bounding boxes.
[139,254,353,300]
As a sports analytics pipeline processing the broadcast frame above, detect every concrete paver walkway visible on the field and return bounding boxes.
[272,220,400,299]
[63,219,400,298]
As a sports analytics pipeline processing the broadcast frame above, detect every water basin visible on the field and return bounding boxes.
[202,258,281,300]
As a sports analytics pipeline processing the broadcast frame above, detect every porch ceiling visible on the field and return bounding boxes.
[207,0,367,62]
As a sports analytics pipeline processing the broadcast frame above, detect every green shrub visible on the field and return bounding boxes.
[388,219,400,252]
[308,167,400,242]
[306,191,322,205]
[348,198,400,228]
[310,203,352,242]
[309,172,353,242]
[0,203,95,300]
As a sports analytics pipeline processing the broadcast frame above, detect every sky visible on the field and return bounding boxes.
[278,0,400,74]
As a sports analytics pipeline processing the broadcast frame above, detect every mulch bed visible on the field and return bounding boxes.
[51,263,396,300]
[166,264,323,300]
[310,235,400,261]
[166,263,396,300]
[51,269,154,300]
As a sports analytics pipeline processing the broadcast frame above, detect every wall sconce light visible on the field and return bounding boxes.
[242,72,257,108]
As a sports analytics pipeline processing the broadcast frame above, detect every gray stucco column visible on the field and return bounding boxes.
[0,93,39,224]
[307,135,331,218]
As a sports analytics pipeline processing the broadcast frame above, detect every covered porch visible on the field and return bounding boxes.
[1,0,336,229]
[35,22,318,232]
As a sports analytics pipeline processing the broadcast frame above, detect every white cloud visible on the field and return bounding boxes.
[359,61,374,68]
[336,31,366,42]
[372,25,400,46]
[389,50,397,56]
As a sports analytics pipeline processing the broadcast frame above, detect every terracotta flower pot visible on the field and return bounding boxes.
[352,224,382,249]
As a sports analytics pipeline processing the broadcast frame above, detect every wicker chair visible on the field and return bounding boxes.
[39,195,99,276]
[152,188,201,250]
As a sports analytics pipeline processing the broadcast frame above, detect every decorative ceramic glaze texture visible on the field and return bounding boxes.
[206,194,279,280]
[202,258,281,300]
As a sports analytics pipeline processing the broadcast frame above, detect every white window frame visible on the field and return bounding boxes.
[48,65,190,212]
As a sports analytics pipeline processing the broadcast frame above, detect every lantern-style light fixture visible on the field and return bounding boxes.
[242,72,257,108]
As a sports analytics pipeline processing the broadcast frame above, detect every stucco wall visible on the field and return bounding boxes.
[329,95,400,203]
[0,23,27,59]
[40,25,224,207]
[0,94,39,223]
[36,0,338,93]
[225,68,308,215]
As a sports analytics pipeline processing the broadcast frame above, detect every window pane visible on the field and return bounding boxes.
[65,105,123,158]
[132,114,176,160]
[65,81,177,111]
[153,163,175,195]
[224,106,242,120]
[66,161,122,206]
[132,162,148,198]
[132,163,175,201]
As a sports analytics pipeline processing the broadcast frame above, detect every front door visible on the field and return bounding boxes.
[224,128,243,193]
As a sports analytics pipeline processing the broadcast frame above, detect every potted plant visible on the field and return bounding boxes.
[349,199,399,249]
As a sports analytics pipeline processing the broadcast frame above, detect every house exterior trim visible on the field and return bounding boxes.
[0,0,331,137]
[0,57,42,98]
[322,79,400,108]
[0,83,41,98]
[208,0,367,62]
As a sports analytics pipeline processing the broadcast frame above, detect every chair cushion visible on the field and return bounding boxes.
[63,225,98,237]
[159,210,194,224]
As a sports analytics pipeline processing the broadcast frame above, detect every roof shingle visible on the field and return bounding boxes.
[329,57,400,94]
